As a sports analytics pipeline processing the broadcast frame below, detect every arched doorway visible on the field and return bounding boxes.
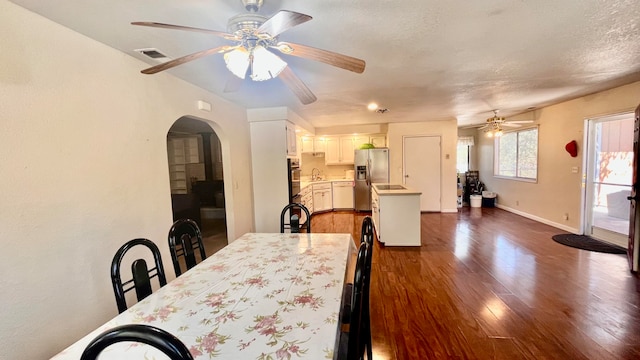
[166,116,228,254]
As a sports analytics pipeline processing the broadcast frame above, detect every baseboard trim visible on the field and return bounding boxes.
[442,208,459,213]
[496,204,579,234]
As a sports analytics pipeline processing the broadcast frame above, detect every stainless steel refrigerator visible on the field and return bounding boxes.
[354,148,390,211]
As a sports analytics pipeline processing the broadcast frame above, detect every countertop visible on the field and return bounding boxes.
[372,183,422,195]
[300,178,354,189]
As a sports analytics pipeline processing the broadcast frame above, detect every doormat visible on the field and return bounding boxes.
[552,234,626,254]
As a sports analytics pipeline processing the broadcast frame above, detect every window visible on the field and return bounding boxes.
[457,136,474,173]
[494,127,538,180]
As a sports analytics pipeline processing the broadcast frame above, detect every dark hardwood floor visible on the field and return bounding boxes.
[311,208,640,359]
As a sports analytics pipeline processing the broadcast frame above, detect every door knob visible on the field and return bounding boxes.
[628,195,638,201]
[404,174,409,178]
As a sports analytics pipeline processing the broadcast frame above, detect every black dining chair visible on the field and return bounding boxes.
[337,241,369,360]
[361,216,374,247]
[168,218,207,277]
[111,238,167,313]
[80,324,193,360]
[280,203,311,233]
[360,216,374,360]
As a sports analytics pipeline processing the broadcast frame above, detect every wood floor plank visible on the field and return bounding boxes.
[311,207,640,359]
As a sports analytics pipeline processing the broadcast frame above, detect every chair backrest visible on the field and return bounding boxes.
[347,241,369,359]
[111,238,167,313]
[168,218,207,277]
[80,324,194,360]
[361,216,374,246]
[360,216,374,359]
[280,203,311,233]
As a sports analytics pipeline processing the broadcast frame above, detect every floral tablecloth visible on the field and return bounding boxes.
[52,233,355,360]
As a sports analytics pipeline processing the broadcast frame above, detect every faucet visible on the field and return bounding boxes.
[311,168,320,181]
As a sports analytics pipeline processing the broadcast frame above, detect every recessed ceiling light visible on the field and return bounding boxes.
[367,103,378,111]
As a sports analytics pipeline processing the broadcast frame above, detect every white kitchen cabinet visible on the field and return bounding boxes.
[299,136,328,154]
[313,137,327,153]
[340,137,356,164]
[300,136,314,153]
[332,181,354,209]
[352,135,370,150]
[324,137,341,164]
[324,136,359,165]
[300,185,313,214]
[370,135,386,148]
[372,184,421,246]
[286,122,297,157]
[312,183,332,212]
[372,188,380,233]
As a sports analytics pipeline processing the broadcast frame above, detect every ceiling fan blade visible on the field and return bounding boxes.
[278,66,317,105]
[132,22,233,38]
[502,123,522,127]
[275,42,365,73]
[141,45,235,74]
[257,10,312,37]
[478,124,490,130]
[507,120,535,124]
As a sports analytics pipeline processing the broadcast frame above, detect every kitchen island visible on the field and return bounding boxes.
[372,183,422,246]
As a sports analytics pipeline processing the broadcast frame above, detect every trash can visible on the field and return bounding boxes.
[481,191,496,207]
[470,195,482,208]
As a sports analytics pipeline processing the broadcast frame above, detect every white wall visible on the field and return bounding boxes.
[247,107,296,232]
[477,81,640,232]
[249,120,290,232]
[0,1,253,358]
[387,119,459,212]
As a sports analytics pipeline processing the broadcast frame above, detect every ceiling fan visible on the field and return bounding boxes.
[132,0,366,105]
[478,110,534,137]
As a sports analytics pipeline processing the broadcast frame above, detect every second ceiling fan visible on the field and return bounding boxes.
[479,110,534,137]
[132,0,366,105]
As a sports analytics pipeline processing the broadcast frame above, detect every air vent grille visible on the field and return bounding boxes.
[134,48,170,62]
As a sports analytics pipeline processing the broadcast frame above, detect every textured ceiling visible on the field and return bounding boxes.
[10,0,640,127]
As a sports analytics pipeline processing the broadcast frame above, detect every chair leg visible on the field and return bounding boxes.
[365,314,372,359]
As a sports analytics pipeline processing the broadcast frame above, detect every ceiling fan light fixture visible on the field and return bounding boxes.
[249,45,287,81]
[224,47,250,79]
[242,0,264,12]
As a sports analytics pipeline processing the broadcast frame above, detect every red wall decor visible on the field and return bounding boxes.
[565,140,578,157]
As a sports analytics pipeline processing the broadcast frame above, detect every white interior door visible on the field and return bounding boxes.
[403,136,441,211]
[584,113,634,247]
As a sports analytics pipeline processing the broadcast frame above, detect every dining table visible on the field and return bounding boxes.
[51,232,356,360]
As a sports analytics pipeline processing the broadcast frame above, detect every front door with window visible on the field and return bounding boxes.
[584,114,634,248]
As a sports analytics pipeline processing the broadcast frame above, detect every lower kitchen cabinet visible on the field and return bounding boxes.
[312,183,332,212]
[299,186,313,222]
[372,184,421,246]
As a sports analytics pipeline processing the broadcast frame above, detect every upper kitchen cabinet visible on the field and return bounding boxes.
[314,137,327,153]
[324,137,341,164]
[324,135,358,165]
[285,122,297,157]
[352,135,370,150]
[324,134,386,165]
[299,136,328,153]
[300,136,314,153]
[370,135,387,148]
[340,136,357,164]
